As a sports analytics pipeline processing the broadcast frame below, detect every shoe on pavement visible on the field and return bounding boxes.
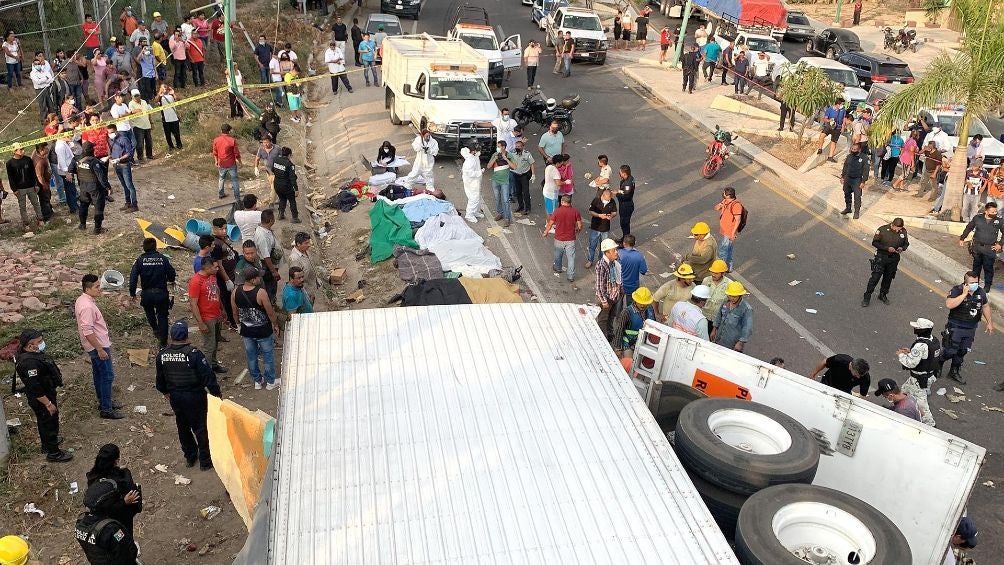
[292,217,302,224]
[265,382,278,391]
[100,410,125,420]
[120,204,132,211]
[839,208,851,215]
[94,227,106,234]
[948,368,966,385]
[105,194,115,202]
[254,381,263,390]
[502,220,511,227]
[186,456,198,468]
[817,149,823,155]
[878,294,890,305]
[465,216,478,223]
[46,450,74,463]
[584,261,593,269]
[200,462,214,471]
[861,294,870,307]
[853,211,860,219]
[212,364,228,374]
[494,214,503,221]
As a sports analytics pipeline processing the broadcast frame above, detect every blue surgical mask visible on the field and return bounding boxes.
[37,341,47,352]
[968,282,980,292]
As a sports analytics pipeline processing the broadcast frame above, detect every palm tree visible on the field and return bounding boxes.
[776,63,844,148]
[870,1,1004,221]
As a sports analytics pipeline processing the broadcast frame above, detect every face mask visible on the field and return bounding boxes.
[127,10,132,15]
[501,115,509,121]
[108,132,117,139]
[601,198,610,205]
[498,147,505,153]
[37,341,47,352]
[968,282,980,292]
[259,40,265,45]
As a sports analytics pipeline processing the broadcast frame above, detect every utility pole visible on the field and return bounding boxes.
[191,0,261,116]
[670,0,694,68]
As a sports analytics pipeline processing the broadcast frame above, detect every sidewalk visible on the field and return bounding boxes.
[614,58,1004,309]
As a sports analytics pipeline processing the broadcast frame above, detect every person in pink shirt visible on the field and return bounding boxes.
[893,129,920,191]
[74,274,124,419]
[168,28,187,88]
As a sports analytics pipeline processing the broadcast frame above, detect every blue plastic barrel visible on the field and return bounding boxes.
[185,219,241,241]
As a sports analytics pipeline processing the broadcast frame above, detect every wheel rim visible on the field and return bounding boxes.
[707,408,792,454]
[772,502,877,564]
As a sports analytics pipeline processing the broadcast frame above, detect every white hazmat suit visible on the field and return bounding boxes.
[460,147,484,223]
[403,133,439,189]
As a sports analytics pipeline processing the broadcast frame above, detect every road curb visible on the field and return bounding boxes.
[620,64,1004,312]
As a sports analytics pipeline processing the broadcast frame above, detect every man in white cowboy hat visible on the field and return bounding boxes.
[897,317,940,427]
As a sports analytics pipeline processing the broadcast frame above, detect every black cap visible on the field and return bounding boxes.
[956,517,978,548]
[874,378,899,396]
[18,328,42,351]
[170,320,189,341]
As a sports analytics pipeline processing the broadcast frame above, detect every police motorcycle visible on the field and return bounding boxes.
[511,86,578,135]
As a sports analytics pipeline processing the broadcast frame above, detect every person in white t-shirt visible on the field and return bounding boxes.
[3,31,24,89]
[109,92,133,133]
[323,41,352,94]
[267,54,283,106]
[543,154,564,216]
[234,194,263,240]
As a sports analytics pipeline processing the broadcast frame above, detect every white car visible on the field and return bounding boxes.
[772,56,867,107]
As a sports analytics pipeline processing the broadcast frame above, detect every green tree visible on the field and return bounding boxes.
[870,1,1004,221]
[776,63,844,148]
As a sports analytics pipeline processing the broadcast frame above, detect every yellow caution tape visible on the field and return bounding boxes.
[0,69,363,155]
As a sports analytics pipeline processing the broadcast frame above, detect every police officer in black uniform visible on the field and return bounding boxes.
[271,145,300,223]
[129,237,177,347]
[863,217,909,307]
[959,201,1003,293]
[75,475,139,564]
[70,141,112,234]
[14,329,73,462]
[840,142,868,219]
[155,321,222,470]
[940,271,994,385]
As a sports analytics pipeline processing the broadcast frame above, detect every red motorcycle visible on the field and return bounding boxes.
[702,125,736,179]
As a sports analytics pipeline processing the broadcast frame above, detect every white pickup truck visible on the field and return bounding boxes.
[446,5,521,87]
[382,34,505,156]
[632,321,985,565]
[544,5,608,65]
[715,30,788,70]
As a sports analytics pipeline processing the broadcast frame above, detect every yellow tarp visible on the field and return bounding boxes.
[206,396,274,529]
[458,278,523,304]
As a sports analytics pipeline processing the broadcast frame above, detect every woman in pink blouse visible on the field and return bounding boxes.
[893,129,920,191]
[556,153,575,197]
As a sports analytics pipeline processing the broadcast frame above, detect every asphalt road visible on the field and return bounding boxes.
[364,0,1004,556]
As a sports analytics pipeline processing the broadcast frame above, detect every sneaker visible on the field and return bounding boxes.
[94,227,106,235]
[502,220,511,228]
[265,382,277,391]
[78,223,87,230]
[254,381,262,390]
[105,194,115,202]
[465,216,478,223]
[292,217,302,224]
[212,364,228,374]
[120,204,132,211]
[584,261,593,269]
[100,410,125,420]
[46,450,74,463]
[185,456,197,468]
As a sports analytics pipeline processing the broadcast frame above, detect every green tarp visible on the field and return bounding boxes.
[369,200,418,262]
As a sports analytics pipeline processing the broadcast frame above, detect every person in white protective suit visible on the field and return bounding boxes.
[460,144,484,223]
[403,129,439,189]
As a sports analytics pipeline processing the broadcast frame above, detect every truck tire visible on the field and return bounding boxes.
[674,398,819,496]
[735,484,911,565]
[387,91,403,125]
[683,467,747,539]
[653,382,707,432]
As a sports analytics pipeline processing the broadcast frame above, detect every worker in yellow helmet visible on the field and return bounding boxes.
[712,281,753,352]
[0,535,29,565]
[682,221,718,280]
[653,262,696,323]
[611,286,657,358]
[701,259,734,328]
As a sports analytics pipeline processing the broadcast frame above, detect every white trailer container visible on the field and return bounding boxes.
[631,321,986,565]
[382,33,502,156]
[263,304,738,564]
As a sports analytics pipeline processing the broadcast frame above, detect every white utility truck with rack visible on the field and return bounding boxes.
[382,34,506,157]
[544,5,608,65]
[446,4,521,87]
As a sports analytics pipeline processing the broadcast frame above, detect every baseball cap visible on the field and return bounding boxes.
[956,517,978,548]
[909,317,934,329]
[130,88,141,96]
[169,320,189,341]
[874,378,899,396]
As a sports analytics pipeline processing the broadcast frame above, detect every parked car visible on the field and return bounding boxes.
[806,27,862,59]
[837,52,914,88]
[380,0,423,19]
[364,13,404,63]
[531,0,568,31]
[772,56,868,109]
[784,11,814,41]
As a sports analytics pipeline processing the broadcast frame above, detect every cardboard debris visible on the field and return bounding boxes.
[154,464,170,473]
[788,280,801,286]
[347,289,366,303]
[515,218,537,226]
[174,475,192,485]
[981,404,1004,413]
[328,267,346,285]
[953,387,965,395]
[983,480,995,488]
[127,348,150,367]
[947,394,966,404]
[939,408,960,420]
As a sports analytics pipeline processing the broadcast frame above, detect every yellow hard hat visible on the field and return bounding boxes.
[725,281,748,296]
[672,263,696,280]
[691,221,710,235]
[153,11,161,17]
[632,287,654,305]
[709,259,728,274]
[0,535,29,565]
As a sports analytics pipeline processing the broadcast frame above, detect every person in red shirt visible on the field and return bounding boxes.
[188,258,227,373]
[82,14,101,59]
[211,123,242,204]
[659,26,672,65]
[186,36,205,86]
[541,194,583,283]
[210,14,225,60]
[81,114,110,158]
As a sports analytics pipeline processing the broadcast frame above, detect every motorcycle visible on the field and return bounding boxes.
[702,125,736,179]
[882,27,897,51]
[895,28,917,53]
[511,86,578,135]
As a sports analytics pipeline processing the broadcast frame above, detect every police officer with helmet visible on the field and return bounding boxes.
[129,237,177,347]
[896,317,940,427]
[155,320,222,470]
[75,476,139,564]
[14,329,73,463]
[862,217,909,307]
[940,271,994,385]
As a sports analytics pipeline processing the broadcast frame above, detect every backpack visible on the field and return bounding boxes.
[737,207,749,234]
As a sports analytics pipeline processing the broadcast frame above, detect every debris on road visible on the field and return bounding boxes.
[980,404,1004,414]
[788,280,801,286]
[936,388,947,396]
[786,254,796,260]
[23,503,44,517]
[983,480,995,488]
[134,406,148,414]
[154,464,169,473]
[200,506,222,520]
[947,394,966,403]
[68,482,79,495]
[805,309,817,314]
[174,475,192,486]
[939,408,960,420]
